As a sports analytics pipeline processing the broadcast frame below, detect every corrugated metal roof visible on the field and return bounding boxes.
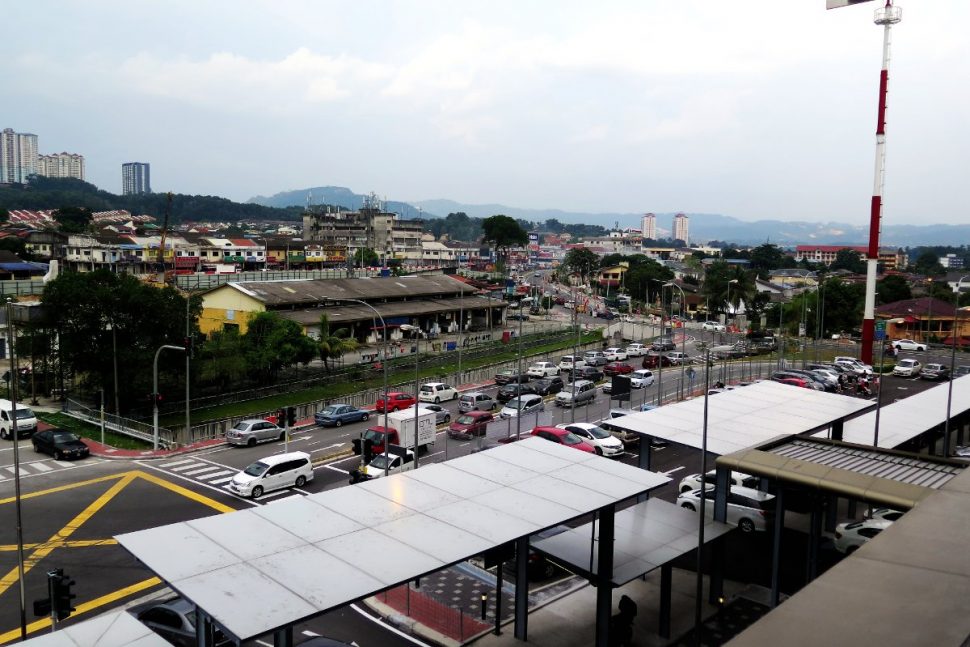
[278,295,506,326]
[769,439,962,490]
[220,275,472,306]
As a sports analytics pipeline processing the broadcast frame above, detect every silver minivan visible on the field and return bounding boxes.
[555,380,597,408]
[499,394,545,419]
[459,391,495,413]
[228,451,313,498]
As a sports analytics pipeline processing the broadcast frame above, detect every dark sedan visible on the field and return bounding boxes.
[494,370,530,386]
[314,403,370,427]
[531,377,565,396]
[497,383,538,404]
[31,429,89,460]
[569,366,604,382]
[642,353,674,369]
[651,339,676,352]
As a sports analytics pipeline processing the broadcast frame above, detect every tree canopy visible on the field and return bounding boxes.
[562,248,600,282]
[829,249,867,274]
[702,261,755,315]
[481,215,528,263]
[877,274,912,305]
[53,206,93,234]
[912,250,945,277]
[748,243,793,277]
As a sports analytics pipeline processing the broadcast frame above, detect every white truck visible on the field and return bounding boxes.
[353,408,437,457]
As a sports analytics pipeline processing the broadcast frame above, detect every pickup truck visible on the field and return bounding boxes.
[349,446,415,483]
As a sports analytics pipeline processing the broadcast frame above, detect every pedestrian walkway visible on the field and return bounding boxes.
[0,454,106,483]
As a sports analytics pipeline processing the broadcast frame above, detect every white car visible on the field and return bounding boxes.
[834,357,873,376]
[558,355,587,372]
[892,339,926,352]
[892,358,922,377]
[630,369,655,388]
[834,518,893,554]
[702,321,726,332]
[666,351,690,365]
[527,361,559,378]
[418,382,457,403]
[678,470,758,493]
[603,347,628,361]
[677,485,775,533]
[499,394,545,419]
[626,343,647,357]
[864,507,904,522]
[556,422,625,457]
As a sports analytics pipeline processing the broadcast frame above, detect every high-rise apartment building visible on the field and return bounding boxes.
[39,152,85,180]
[0,128,39,184]
[122,162,151,195]
[641,213,657,241]
[672,212,689,245]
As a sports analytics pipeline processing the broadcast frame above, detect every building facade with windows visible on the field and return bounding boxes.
[672,212,689,244]
[0,128,39,184]
[122,162,151,195]
[641,213,657,240]
[38,152,85,180]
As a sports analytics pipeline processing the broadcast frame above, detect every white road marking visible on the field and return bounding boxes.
[310,443,344,454]
[29,462,53,472]
[324,465,349,474]
[53,460,76,467]
[158,458,195,468]
[350,603,432,646]
[181,465,224,476]
[202,470,235,480]
[663,466,685,476]
[169,462,206,472]
[209,477,234,485]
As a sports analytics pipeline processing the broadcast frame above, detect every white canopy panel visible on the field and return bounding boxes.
[533,498,733,586]
[823,375,970,449]
[19,609,170,647]
[606,380,873,456]
[116,437,670,642]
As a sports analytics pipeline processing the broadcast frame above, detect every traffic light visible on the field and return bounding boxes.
[50,569,76,620]
[286,406,296,427]
[363,438,374,463]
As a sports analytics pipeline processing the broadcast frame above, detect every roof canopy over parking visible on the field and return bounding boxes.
[116,438,670,643]
[605,381,874,456]
[533,498,732,586]
[823,375,970,449]
[20,609,170,646]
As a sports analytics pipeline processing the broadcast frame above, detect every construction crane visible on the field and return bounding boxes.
[157,192,173,284]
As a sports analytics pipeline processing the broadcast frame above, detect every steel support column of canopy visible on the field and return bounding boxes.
[514,536,530,641]
[594,505,617,647]
[770,487,785,608]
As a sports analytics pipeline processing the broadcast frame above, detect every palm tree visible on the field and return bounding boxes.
[318,313,358,372]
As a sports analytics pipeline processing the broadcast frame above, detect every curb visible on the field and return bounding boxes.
[363,595,460,647]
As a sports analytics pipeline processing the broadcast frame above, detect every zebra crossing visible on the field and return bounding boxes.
[0,457,105,482]
[154,457,299,501]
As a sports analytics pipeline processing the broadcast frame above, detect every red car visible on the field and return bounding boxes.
[448,411,494,439]
[375,392,417,412]
[603,362,634,377]
[774,377,810,389]
[530,426,595,453]
[642,353,674,369]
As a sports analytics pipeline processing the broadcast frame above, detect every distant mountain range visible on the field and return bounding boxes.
[248,186,966,247]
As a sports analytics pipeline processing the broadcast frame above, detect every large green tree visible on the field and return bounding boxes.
[353,248,380,267]
[913,250,945,276]
[877,274,912,304]
[318,313,358,372]
[41,270,200,411]
[244,312,318,383]
[562,248,601,283]
[830,249,867,274]
[481,215,528,267]
[197,329,248,392]
[748,243,791,277]
[702,261,755,316]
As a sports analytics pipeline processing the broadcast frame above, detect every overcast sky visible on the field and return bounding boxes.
[4,1,967,225]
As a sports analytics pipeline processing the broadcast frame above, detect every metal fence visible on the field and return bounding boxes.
[376,584,491,643]
[174,268,391,291]
[0,279,46,297]
[63,398,178,449]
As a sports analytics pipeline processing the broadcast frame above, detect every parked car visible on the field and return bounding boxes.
[864,507,904,522]
[530,426,595,453]
[642,353,674,369]
[679,470,757,493]
[458,391,496,413]
[494,369,529,385]
[834,518,893,554]
[375,392,417,412]
[314,404,369,427]
[955,365,970,377]
[130,596,231,647]
[410,403,451,424]
[603,347,628,361]
[448,411,494,439]
[892,358,922,377]
[557,355,587,372]
[531,376,565,396]
[625,343,647,357]
[555,380,597,408]
[31,429,89,460]
[527,361,560,378]
[651,338,676,352]
[893,339,926,352]
[773,376,812,389]
[418,382,457,403]
[630,369,655,388]
[665,351,690,365]
[226,419,285,447]
[569,366,604,383]
[702,321,726,332]
[603,362,634,377]
[677,485,775,533]
[834,356,873,376]
[500,394,546,419]
[556,422,624,457]
[507,313,530,321]
[497,382,538,404]
[583,350,608,366]
[920,363,950,381]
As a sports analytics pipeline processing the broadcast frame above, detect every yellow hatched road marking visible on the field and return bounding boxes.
[0,539,118,551]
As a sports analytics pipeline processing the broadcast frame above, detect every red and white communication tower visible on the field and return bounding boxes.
[828,0,902,364]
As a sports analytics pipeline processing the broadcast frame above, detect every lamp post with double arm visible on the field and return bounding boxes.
[665,282,687,400]
[944,275,969,457]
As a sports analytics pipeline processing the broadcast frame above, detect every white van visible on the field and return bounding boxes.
[0,400,38,440]
[228,451,313,499]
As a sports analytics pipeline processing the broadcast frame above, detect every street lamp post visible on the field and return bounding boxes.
[400,324,422,468]
[515,296,533,439]
[651,280,665,407]
[153,344,187,450]
[944,275,969,457]
[5,299,27,640]
[664,282,687,400]
[322,297,391,472]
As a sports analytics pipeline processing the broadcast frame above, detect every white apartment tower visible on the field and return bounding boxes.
[39,153,85,180]
[0,128,39,184]
[672,212,689,245]
[641,213,657,241]
[122,162,151,195]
